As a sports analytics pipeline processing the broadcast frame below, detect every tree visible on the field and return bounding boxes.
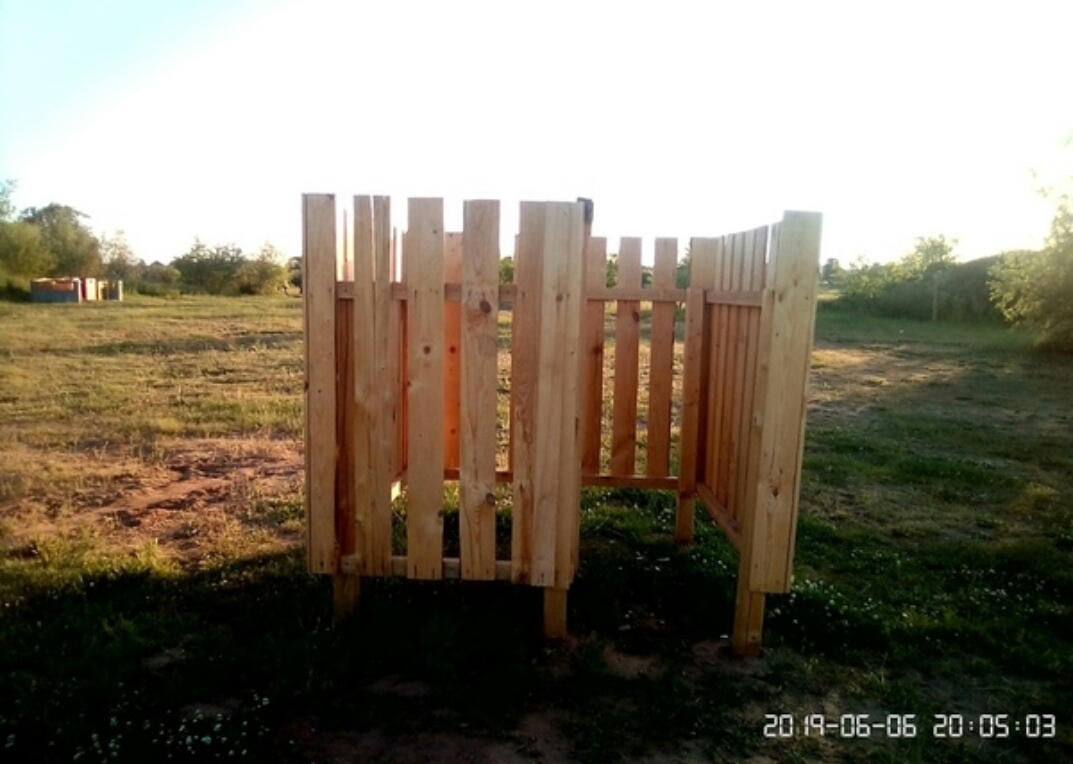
[20,204,102,277]
[499,256,514,285]
[100,230,138,282]
[232,245,288,295]
[286,256,302,291]
[171,241,245,294]
[0,179,16,222]
[821,258,844,286]
[991,194,1073,352]
[0,220,51,279]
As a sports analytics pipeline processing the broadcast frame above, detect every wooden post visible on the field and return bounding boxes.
[732,211,822,656]
[543,587,568,639]
[303,194,337,575]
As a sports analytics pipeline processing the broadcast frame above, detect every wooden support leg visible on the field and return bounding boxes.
[543,587,568,639]
[730,572,765,657]
[675,494,695,544]
[333,573,360,622]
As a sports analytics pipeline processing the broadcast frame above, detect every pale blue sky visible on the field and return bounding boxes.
[2,0,1071,266]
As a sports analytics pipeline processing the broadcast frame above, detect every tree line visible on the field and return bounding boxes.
[822,192,1073,352]
[0,180,293,298]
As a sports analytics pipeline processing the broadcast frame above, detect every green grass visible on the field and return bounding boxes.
[1,297,1071,762]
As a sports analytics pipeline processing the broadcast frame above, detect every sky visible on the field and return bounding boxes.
[2,0,1072,267]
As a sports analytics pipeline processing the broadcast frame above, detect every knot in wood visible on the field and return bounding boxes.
[479,299,492,314]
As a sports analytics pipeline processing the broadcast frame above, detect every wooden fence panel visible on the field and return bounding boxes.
[352,197,376,575]
[707,236,731,505]
[405,198,446,580]
[647,238,677,477]
[689,238,718,486]
[580,237,607,475]
[460,201,500,581]
[444,232,463,471]
[303,194,337,574]
[610,237,642,475]
[370,196,394,575]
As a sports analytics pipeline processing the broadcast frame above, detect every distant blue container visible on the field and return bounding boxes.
[30,278,82,303]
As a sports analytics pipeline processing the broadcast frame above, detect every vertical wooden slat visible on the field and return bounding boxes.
[460,201,500,581]
[371,196,394,575]
[675,283,705,544]
[552,201,586,590]
[405,198,446,580]
[610,237,642,475]
[580,236,607,475]
[444,232,463,471]
[510,202,544,584]
[706,237,731,500]
[689,238,718,487]
[334,291,357,612]
[718,233,748,509]
[647,237,677,477]
[731,227,767,525]
[352,197,376,576]
[743,212,821,593]
[302,194,337,574]
[389,227,405,479]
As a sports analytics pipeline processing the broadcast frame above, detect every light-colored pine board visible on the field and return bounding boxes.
[531,202,585,587]
[688,238,718,486]
[510,202,544,585]
[695,481,742,548]
[388,227,405,479]
[610,237,642,475]
[345,282,758,306]
[731,227,767,526]
[742,212,821,594]
[543,587,569,639]
[335,294,357,582]
[405,198,446,580]
[647,237,678,477]
[443,232,463,471]
[731,575,765,657]
[580,237,607,475]
[551,202,586,589]
[720,233,748,511]
[333,573,360,621]
[370,196,394,575]
[302,194,337,574]
[352,197,375,575]
[460,201,500,581]
[706,237,732,503]
[675,284,706,544]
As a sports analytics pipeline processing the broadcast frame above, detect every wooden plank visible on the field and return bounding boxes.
[718,233,747,509]
[688,238,718,486]
[580,237,608,474]
[343,282,759,306]
[302,194,337,574]
[647,237,677,477]
[610,237,642,475]
[707,237,732,503]
[552,201,586,590]
[460,201,500,581]
[443,468,678,491]
[742,212,822,594]
[388,227,405,479]
[389,556,512,580]
[352,197,375,576]
[334,292,358,615]
[405,198,446,580]
[732,227,767,527]
[370,196,394,575]
[543,587,569,639]
[695,482,742,548]
[510,203,544,584]
[443,232,463,471]
[534,202,585,587]
[675,284,706,544]
[731,577,765,657]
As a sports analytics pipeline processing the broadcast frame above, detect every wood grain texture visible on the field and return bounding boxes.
[610,237,642,475]
[443,232,463,471]
[580,237,607,475]
[302,194,337,574]
[510,202,544,584]
[459,201,499,581]
[743,212,821,594]
[351,197,375,575]
[688,238,717,487]
[405,198,446,580]
[675,284,706,544]
[370,196,394,575]
[647,237,678,477]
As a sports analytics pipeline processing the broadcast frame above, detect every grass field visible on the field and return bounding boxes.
[1,295,1071,763]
